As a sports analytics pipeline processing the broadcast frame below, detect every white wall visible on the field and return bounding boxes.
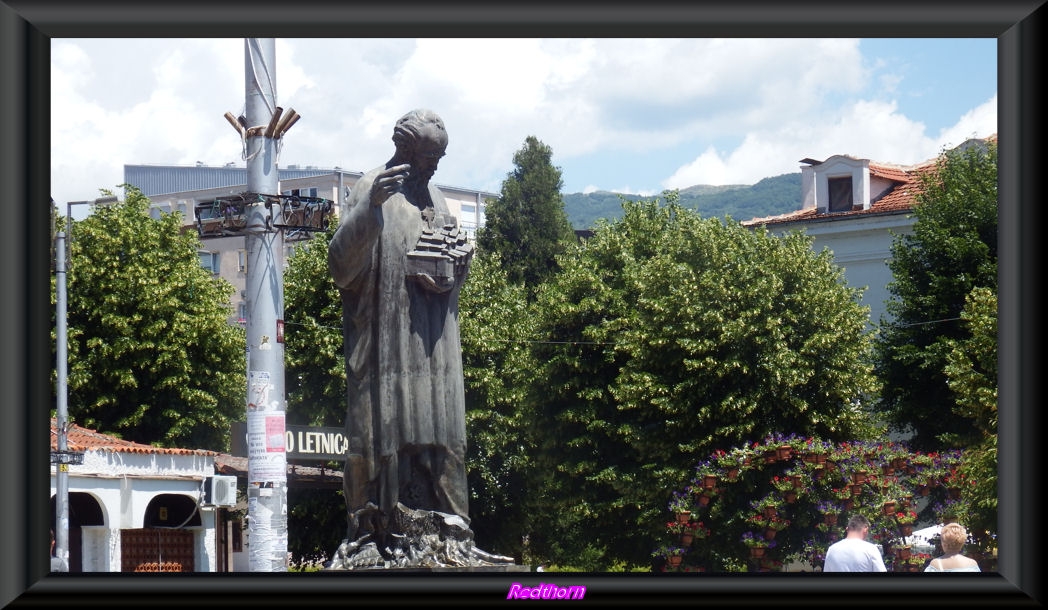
[52,448,221,572]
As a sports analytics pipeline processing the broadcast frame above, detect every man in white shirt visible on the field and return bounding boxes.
[823,514,887,572]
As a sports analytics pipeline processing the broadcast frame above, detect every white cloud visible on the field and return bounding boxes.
[51,38,996,206]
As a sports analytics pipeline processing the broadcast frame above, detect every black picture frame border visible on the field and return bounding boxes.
[2,1,1042,606]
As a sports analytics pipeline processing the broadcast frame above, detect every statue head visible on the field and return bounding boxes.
[392,109,447,183]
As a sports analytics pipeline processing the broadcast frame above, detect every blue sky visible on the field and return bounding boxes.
[51,38,996,213]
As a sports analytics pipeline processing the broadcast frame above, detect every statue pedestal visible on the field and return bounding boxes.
[325,503,522,571]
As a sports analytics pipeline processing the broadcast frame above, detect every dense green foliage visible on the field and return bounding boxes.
[522,194,882,569]
[283,228,346,428]
[874,141,997,451]
[458,251,538,559]
[476,136,576,292]
[562,173,801,230]
[286,486,346,567]
[53,185,245,450]
[942,286,998,550]
[652,437,981,572]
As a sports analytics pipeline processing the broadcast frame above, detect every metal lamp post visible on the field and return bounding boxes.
[52,195,118,571]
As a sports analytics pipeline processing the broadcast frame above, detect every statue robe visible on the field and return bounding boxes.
[328,167,470,522]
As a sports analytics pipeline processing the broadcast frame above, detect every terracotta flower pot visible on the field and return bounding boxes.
[776,445,792,461]
[900,524,914,537]
[676,511,691,523]
[784,491,797,504]
[824,513,838,526]
[667,555,682,568]
[681,533,694,546]
[703,474,718,490]
[762,506,778,519]
[697,494,711,507]
[749,546,767,559]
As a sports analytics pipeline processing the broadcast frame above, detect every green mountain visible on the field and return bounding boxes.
[562,172,802,230]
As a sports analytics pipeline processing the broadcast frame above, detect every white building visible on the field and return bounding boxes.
[50,419,237,572]
[741,135,996,328]
[124,164,494,325]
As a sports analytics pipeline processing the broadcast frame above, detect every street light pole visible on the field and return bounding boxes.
[242,38,288,572]
[52,196,118,571]
[52,226,69,573]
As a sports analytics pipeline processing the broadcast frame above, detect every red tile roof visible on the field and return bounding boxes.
[50,419,217,457]
[741,134,997,228]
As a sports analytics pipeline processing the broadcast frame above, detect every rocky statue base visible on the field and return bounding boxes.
[325,503,521,570]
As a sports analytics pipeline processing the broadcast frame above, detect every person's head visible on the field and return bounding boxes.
[846,514,871,537]
[391,109,447,182]
[939,523,968,554]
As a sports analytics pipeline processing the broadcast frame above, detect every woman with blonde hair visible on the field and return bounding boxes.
[925,523,981,572]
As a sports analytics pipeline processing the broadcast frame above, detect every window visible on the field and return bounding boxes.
[828,176,853,212]
[237,250,247,273]
[199,251,220,274]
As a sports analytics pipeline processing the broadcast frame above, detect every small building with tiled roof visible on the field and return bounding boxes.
[50,419,237,572]
[741,135,995,327]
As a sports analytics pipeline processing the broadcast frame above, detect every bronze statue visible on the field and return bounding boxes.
[327,109,507,568]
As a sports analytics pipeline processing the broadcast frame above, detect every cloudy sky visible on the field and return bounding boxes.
[51,38,996,214]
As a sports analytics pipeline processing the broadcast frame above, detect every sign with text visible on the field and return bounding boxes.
[232,422,348,462]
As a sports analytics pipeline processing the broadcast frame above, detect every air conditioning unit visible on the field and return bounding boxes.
[204,475,238,507]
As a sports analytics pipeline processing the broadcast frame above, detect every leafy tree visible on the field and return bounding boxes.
[525,193,882,569]
[280,229,356,563]
[283,228,346,427]
[458,249,538,560]
[874,140,998,451]
[943,286,997,550]
[476,136,575,293]
[53,185,244,450]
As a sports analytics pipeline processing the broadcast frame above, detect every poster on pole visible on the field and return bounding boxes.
[247,371,286,483]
